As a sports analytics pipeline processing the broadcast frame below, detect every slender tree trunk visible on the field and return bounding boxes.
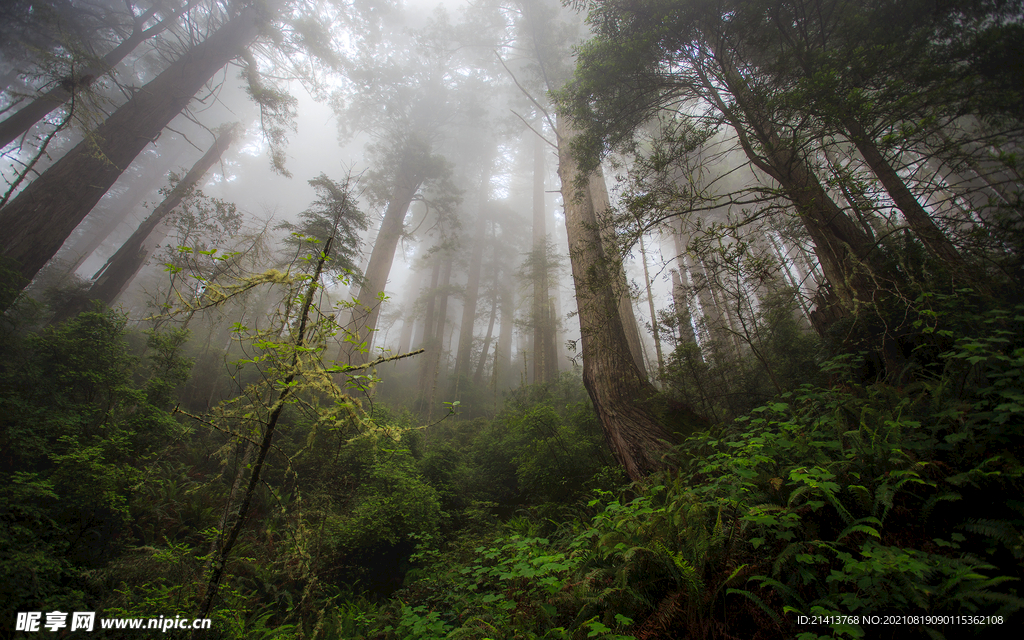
[83,124,238,306]
[397,268,426,355]
[639,234,664,376]
[670,225,699,346]
[494,275,514,389]
[0,1,192,150]
[418,252,451,417]
[473,291,499,385]
[454,182,491,381]
[531,130,555,384]
[558,115,681,481]
[194,233,332,630]
[0,6,261,300]
[844,117,965,266]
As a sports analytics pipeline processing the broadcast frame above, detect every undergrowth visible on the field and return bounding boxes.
[343,302,1024,639]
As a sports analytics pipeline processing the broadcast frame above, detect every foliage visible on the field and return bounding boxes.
[0,307,183,631]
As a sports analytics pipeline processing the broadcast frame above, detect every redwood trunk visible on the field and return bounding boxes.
[558,116,677,481]
[587,168,649,378]
[0,1,192,150]
[340,153,423,365]
[844,117,964,266]
[531,130,556,383]
[454,184,490,380]
[0,7,260,297]
[85,124,238,304]
[60,145,186,275]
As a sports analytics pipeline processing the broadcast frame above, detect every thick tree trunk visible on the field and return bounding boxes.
[0,6,261,298]
[340,152,423,365]
[0,1,192,150]
[84,124,238,305]
[587,168,649,378]
[558,116,679,481]
[59,145,186,275]
[705,58,881,309]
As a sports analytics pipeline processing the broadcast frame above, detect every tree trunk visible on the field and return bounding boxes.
[531,130,557,384]
[340,151,423,365]
[0,6,261,299]
[84,124,238,306]
[843,117,965,267]
[59,144,186,275]
[473,290,499,385]
[454,183,491,381]
[558,115,679,481]
[0,1,192,150]
[587,167,649,378]
[704,56,881,309]
[397,268,426,355]
[639,234,664,375]
[494,275,514,389]
[670,225,699,346]
[418,251,451,418]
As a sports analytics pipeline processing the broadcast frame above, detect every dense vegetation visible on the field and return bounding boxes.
[1,0,1023,639]
[3,268,1023,639]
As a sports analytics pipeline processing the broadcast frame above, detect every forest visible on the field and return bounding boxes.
[1,0,1022,638]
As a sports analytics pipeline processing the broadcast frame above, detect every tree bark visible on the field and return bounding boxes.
[83,124,238,306]
[0,1,193,150]
[0,6,261,299]
[587,167,649,378]
[843,117,965,266]
[558,115,679,481]
[340,150,423,365]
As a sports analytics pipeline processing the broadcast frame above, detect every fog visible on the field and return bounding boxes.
[0,0,612,414]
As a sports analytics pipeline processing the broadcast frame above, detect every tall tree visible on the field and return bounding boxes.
[557,117,678,479]
[0,4,266,301]
[0,0,195,150]
[82,124,240,308]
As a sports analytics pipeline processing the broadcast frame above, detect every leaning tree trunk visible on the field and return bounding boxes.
[0,6,261,302]
[0,1,193,150]
[58,144,187,275]
[587,167,650,378]
[703,57,881,309]
[339,150,423,366]
[843,117,966,267]
[86,124,239,305]
[557,115,680,481]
